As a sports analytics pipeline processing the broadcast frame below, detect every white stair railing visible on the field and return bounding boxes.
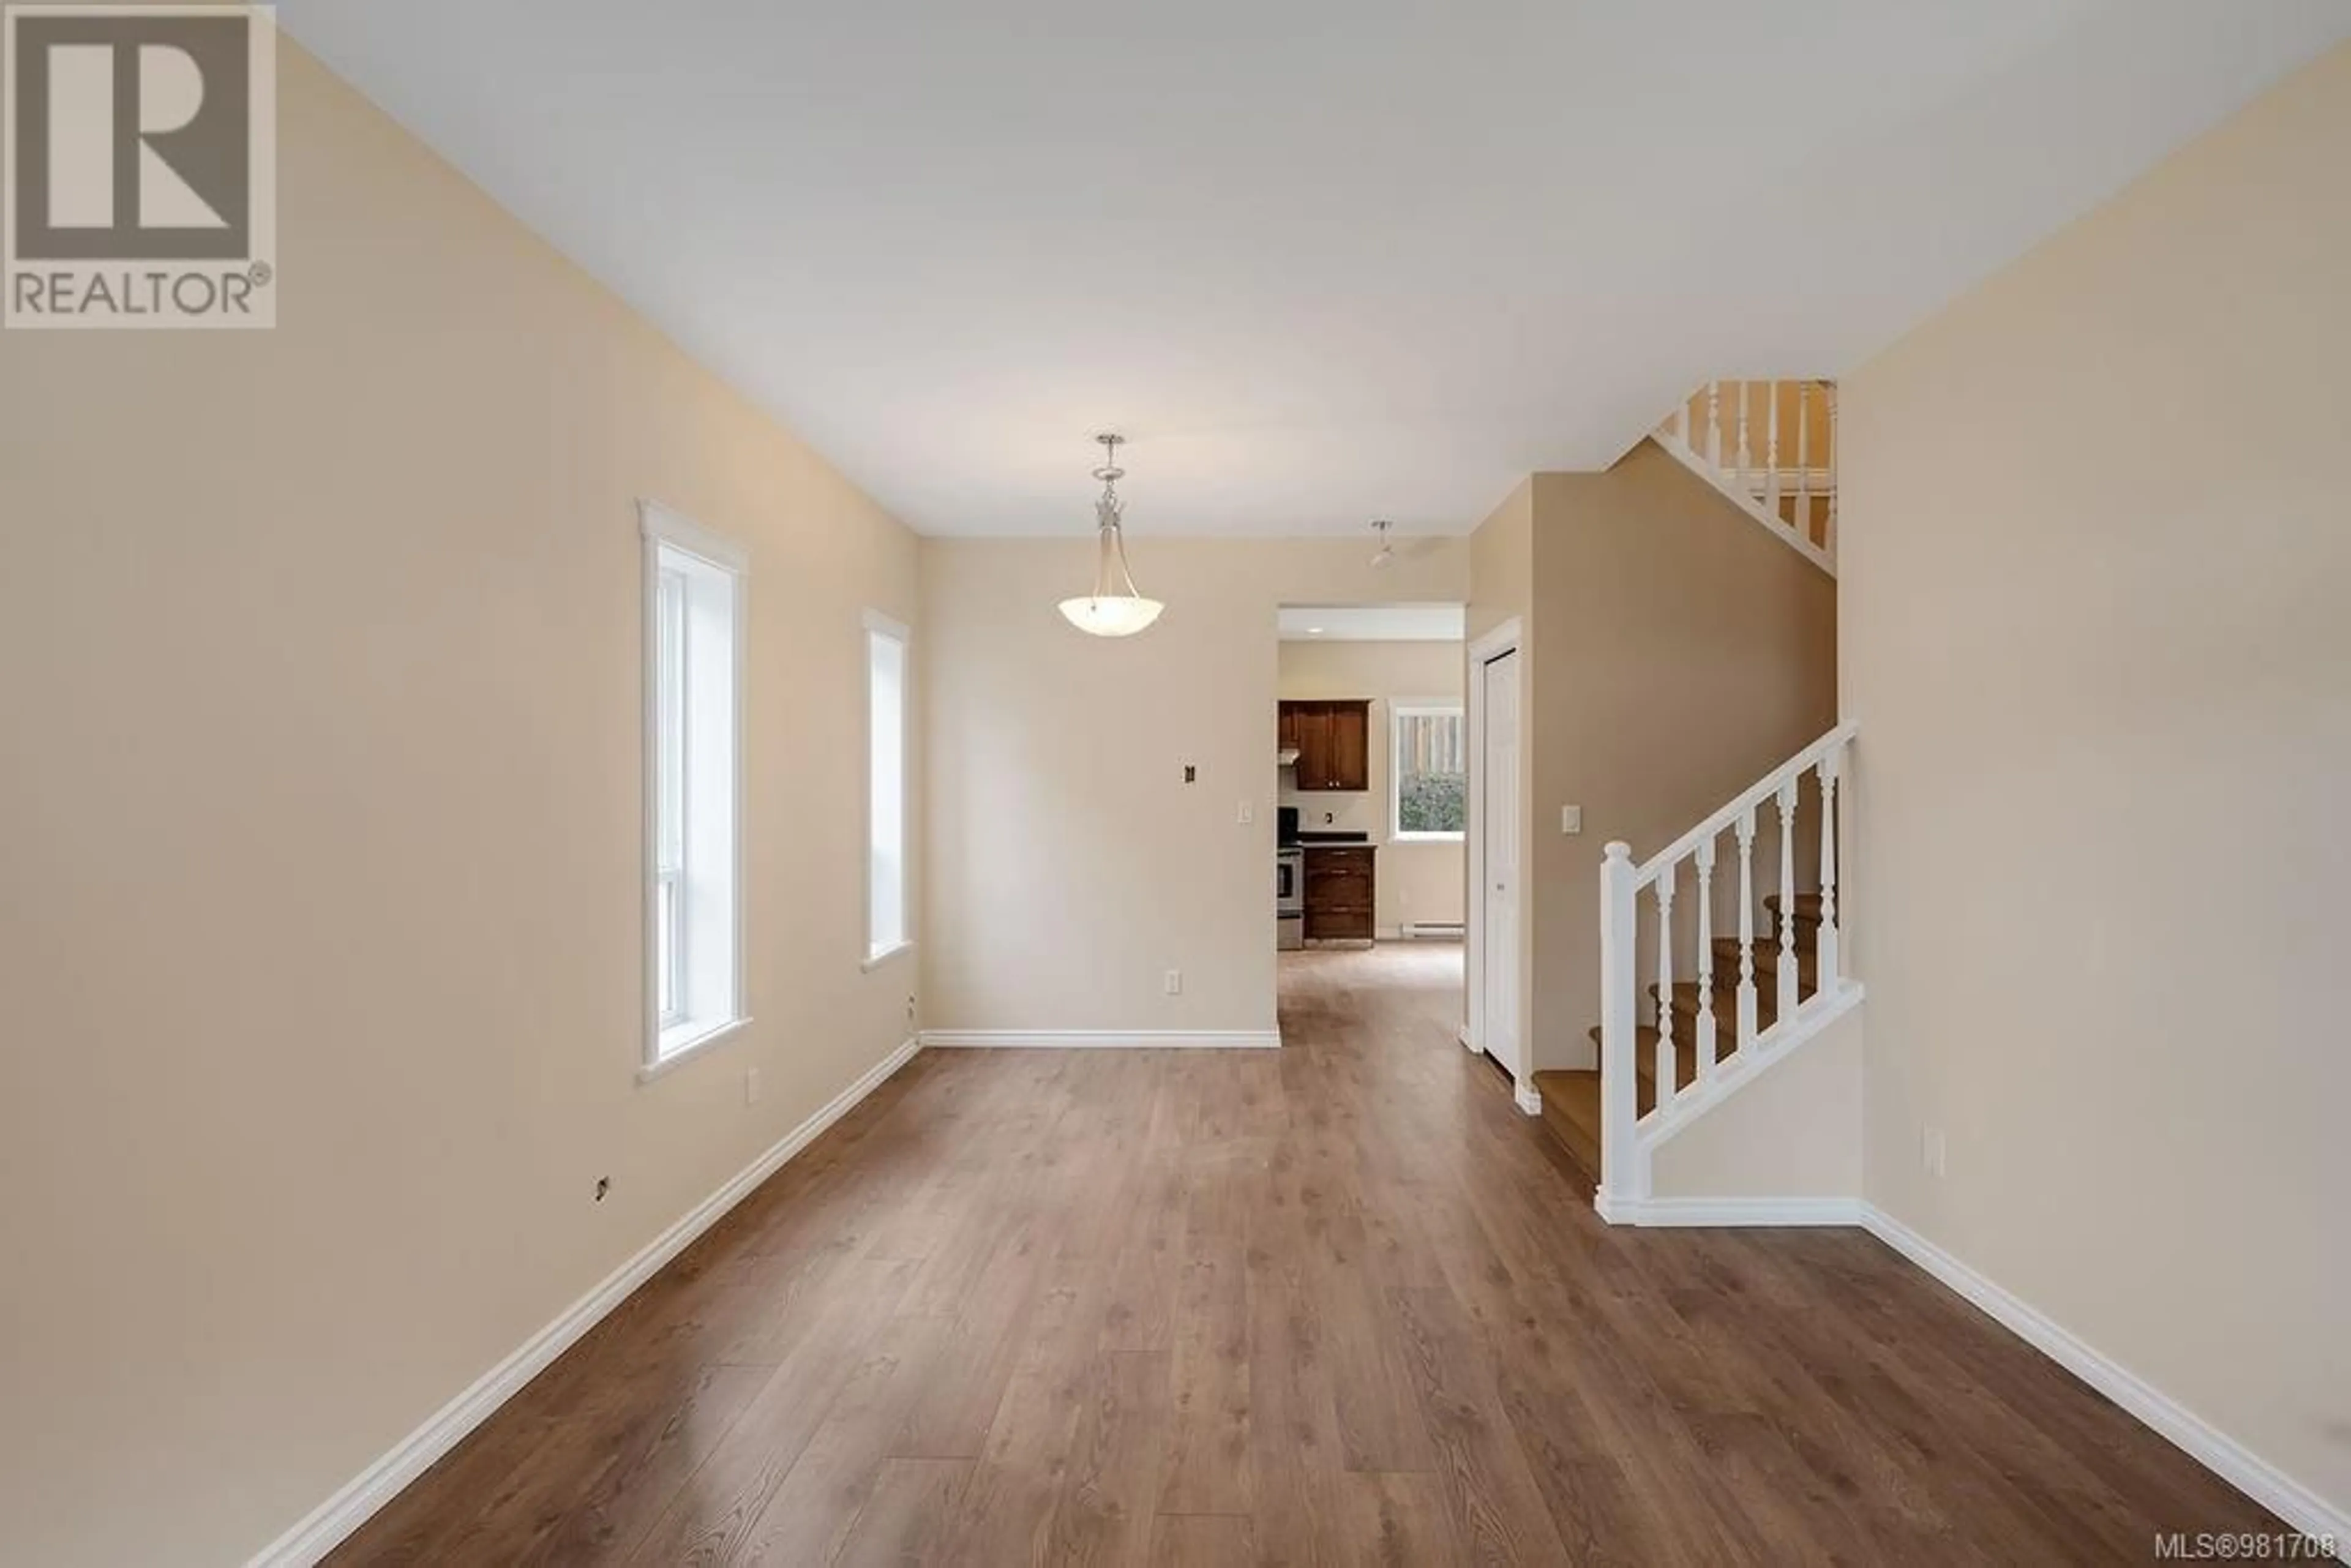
[1595,721,1860,1221]
[1657,380,1837,575]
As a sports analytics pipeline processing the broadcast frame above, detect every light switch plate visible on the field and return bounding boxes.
[1561,805,1583,835]
[1237,801,1254,824]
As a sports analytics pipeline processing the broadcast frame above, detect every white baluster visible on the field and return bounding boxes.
[1824,381,1839,557]
[1654,861,1676,1109]
[1818,743,1842,987]
[1776,776,1800,1022]
[1705,383,1722,469]
[1734,384,1752,494]
[1599,842,1642,1205]
[1795,383,1812,543]
[1735,809,1758,1049]
[1765,383,1782,519]
[1693,839,1717,1076]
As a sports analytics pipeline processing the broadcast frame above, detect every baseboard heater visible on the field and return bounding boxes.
[1400,921,1465,940]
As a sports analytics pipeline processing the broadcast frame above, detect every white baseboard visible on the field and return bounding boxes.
[919,1029,1281,1049]
[1859,1206,2350,1556]
[247,1035,926,1568]
[1610,1195,1864,1228]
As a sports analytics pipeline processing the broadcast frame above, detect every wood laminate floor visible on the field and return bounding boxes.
[334,942,2281,1564]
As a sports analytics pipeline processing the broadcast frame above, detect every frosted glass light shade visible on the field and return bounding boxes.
[1058,594,1164,637]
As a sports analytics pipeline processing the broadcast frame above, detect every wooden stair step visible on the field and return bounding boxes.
[1763,892,1826,929]
[1577,1025,1701,1116]
[1700,940,1820,992]
[1657,977,1822,1032]
[1727,919,1818,961]
[1531,1069,1602,1175]
[1649,959,1820,1021]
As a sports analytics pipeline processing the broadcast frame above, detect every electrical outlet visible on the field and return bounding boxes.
[1164,969,1183,996]
[1561,805,1583,835]
[1922,1126,1947,1179]
[745,1067,762,1106]
[1237,800,1254,825]
[593,1176,610,1203]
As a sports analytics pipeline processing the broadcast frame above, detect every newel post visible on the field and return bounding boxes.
[1598,841,1643,1210]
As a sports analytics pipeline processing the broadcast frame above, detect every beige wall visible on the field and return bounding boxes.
[0,43,920,1568]
[1526,449,1839,1071]
[922,537,1469,1036]
[1278,639,1466,931]
[1843,42,2351,1524]
[1649,1011,1862,1198]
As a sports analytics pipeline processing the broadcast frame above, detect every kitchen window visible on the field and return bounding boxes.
[864,610,911,968]
[1392,702,1466,841]
[642,501,748,1079]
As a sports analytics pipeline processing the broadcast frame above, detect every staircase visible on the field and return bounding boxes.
[1652,378,1838,573]
[1521,378,1851,1214]
[1525,718,1860,1220]
[1537,890,1827,1177]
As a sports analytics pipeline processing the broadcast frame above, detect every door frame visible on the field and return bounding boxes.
[1464,617,1538,1114]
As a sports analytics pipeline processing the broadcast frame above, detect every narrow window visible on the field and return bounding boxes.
[864,611,910,967]
[1392,702,1467,841]
[642,501,747,1075]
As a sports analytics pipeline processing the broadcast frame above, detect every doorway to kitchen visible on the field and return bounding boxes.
[1273,602,1468,1043]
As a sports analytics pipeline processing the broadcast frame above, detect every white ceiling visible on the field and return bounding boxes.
[1279,605,1465,642]
[285,2,2347,538]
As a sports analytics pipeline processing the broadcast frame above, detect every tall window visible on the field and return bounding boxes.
[642,501,746,1075]
[865,612,910,966]
[1392,702,1466,841]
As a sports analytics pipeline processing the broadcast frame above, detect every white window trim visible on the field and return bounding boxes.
[639,499,751,1083]
[863,607,914,970]
[1391,697,1468,844]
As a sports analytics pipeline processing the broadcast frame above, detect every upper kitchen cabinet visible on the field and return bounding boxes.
[1280,699,1371,791]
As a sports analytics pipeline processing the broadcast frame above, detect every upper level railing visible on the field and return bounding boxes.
[1595,721,1859,1217]
[1654,380,1837,574]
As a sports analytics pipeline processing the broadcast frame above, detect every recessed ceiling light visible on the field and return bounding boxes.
[1307,626,1325,635]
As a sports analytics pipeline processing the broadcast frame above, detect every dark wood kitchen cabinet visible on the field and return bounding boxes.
[1279,699,1371,791]
[1302,845,1376,942]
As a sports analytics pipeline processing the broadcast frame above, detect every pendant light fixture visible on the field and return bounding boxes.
[1058,432,1164,638]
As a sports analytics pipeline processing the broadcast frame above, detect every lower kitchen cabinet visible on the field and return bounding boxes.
[1302,845,1375,942]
